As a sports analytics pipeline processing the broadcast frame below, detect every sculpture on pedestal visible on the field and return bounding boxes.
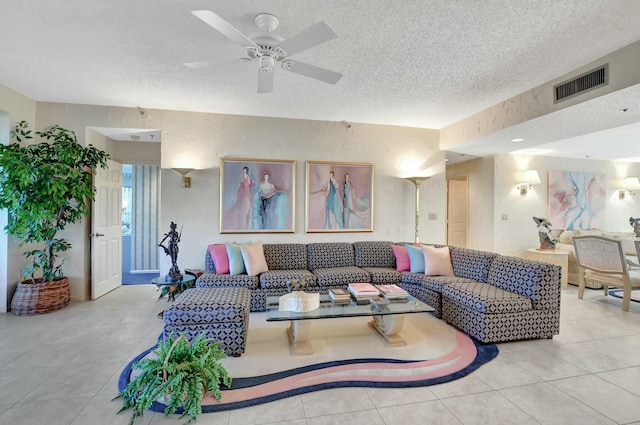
[629,217,640,238]
[533,216,558,250]
[159,221,183,282]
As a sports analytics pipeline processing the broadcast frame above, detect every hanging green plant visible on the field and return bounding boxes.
[114,333,232,425]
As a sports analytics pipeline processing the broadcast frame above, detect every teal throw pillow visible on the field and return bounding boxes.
[226,242,246,275]
[406,244,425,273]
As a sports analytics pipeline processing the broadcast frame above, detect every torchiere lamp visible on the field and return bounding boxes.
[405,176,430,243]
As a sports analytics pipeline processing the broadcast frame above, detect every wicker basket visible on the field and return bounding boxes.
[10,277,71,315]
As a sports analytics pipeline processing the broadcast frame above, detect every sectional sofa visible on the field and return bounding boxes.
[196,241,561,343]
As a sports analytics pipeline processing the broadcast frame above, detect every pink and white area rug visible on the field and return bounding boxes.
[118,312,498,413]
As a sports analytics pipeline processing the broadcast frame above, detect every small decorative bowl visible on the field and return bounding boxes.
[369,297,390,309]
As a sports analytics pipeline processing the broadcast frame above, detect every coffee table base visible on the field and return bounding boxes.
[368,314,406,347]
[286,314,407,355]
[287,320,313,355]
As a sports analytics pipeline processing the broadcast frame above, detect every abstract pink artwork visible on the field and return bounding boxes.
[306,161,374,232]
[220,158,295,233]
[547,170,606,230]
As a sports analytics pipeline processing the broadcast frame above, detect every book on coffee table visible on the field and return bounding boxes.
[375,284,409,300]
[348,282,380,303]
[328,288,350,304]
[348,282,379,296]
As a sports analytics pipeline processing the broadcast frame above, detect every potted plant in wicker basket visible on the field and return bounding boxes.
[0,120,109,315]
[114,333,232,425]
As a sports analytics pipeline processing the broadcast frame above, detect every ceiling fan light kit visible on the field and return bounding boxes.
[186,10,342,94]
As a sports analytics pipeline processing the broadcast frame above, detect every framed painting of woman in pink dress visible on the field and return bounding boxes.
[220,158,295,233]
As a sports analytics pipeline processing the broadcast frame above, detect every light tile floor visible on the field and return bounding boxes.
[1,285,640,425]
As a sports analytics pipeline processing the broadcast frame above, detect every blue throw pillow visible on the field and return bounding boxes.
[226,243,246,275]
[406,244,425,273]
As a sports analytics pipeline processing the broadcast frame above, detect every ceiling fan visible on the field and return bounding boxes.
[184,10,343,94]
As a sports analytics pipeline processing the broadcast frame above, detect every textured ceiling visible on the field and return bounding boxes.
[1,0,640,159]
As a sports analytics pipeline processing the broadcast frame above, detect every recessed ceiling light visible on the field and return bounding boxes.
[511,138,525,143]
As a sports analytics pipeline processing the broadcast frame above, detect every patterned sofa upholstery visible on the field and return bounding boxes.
[443,249,559,343]
[195,241,561,343]
[163,287,250,356]
[259,244,317,289]
[198,243,364,312]
[353,241,402,284]
[399,246,560,343]
[307,242,371,286]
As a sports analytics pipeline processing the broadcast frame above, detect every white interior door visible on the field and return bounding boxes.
[91,159,122,299]
[447,178,468,247]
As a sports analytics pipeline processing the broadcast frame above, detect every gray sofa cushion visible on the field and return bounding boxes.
[402,273,478,293]
[442,280,532,314]
[307,242,355,270]
[196,272,259,289]
[488,256,560,310]
[353,241,396,268]
[312,266,370,286]
[259,269,317,289]
[450,247,498,283]
[164,287,250,325]
[362,267,401,284]
[263,243,308,270]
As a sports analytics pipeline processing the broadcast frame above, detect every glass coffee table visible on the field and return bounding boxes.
[265,294,434,355]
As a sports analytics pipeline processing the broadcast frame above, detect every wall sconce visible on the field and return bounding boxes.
[517,170,541,196]
[405,176,430,243]
[172,168,194,188]
[619,177,640,199]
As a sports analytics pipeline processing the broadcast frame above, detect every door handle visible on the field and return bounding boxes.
[90,233,105,237]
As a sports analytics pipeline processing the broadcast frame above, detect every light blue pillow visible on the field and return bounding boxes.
[226,243,246,275]
[406,244,425,273]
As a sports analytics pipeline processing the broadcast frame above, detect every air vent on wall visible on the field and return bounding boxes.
[554,64,608,103]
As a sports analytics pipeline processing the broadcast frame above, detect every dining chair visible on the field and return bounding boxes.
[573,235,640,311]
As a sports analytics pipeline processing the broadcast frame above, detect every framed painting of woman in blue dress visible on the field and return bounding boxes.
[220,158,295,233]
[306,161,374,233]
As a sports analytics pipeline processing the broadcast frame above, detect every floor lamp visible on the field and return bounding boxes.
[405,176,430,243]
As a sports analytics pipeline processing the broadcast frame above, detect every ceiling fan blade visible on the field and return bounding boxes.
[285,60,342,85]
[183,59,219,69]
[276,21,337,57]
[191,10,259,49]
[257,71,274,94]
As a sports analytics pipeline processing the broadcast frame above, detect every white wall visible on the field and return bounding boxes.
[158,117,445,273]
[0,84,37,312]
[446,157,495,251]
[33,103,445,287]
[445,153,640,257]
[2,90,638,306]
[493,153,640,256]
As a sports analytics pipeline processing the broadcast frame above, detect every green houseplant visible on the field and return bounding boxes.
[114,333,232,425]
[0,120,109,314]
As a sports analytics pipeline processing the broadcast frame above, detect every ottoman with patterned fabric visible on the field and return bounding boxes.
[163,287,250,357]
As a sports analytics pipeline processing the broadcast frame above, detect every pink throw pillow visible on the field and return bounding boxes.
[208,244,229,274]
[391,244,410,272]
[422,245,454,276]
